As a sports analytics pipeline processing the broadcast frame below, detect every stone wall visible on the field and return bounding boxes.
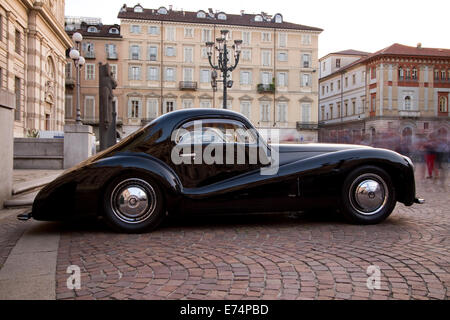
[14,138,64,170]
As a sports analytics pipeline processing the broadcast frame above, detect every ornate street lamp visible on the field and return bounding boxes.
[206,30,242,109]
[69,32,85,124]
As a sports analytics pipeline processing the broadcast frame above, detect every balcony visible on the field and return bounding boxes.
[107,53,118,60]
[65,77,75,88]
[179,81,198,91]
[296,122,318,130]
[257,83,275,94]
[399,110,420,118]
[82,118,99,125]
[84,51,95,59]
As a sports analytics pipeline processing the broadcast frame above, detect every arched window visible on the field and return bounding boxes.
[109,28,119,34]
[46,56,55,79]
[87,26,98,33]
[157,7,167,14]
[197,11,206,18]
[412,67,417,80]
[133,5,143,13]
[274,14,283,23]
[398,67,404,80]
[404,96,411,110]
[217,13,226,20]
[254,15,263,22]
[439,96,448,113]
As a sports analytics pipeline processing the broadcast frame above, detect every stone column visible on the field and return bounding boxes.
[0,89,15,207]
[64,124,95,169]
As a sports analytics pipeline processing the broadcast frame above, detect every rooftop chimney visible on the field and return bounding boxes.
[169,5,173,11]
[240,10,245,15]
[417,43,422,49]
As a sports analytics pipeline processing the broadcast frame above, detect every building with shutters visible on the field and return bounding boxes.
[318,43,450,147]
[65,5,322,141]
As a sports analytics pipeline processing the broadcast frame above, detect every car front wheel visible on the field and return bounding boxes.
[103,175,165,233]
[341,166,396,224]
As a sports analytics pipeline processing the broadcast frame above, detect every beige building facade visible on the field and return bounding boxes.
[318,44,450,146]
[79,5,322,142]
[0,0,71,138]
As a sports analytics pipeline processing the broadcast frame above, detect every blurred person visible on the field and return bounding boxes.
[424,133,437,179]
[435,133,449,187]
[413,134,427,180]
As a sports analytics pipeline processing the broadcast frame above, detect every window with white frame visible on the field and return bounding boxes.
[165,67,176,81]
[110,64,117,80]
[182,99,193,109]
[183,68,193,81]
[278,33,287,47]
[200,69,210,83]
[184,47,193,63]
[302,53,311,68]
[147,66,159,81]
[240,101,251,119]
[130,44,140,60]
[82,42,95,58]
[184,28,193,38]
[200,100,212,108]
[301,103,311,122]
[128,98,141,118]
[278,51,288,62]
[201,47,208,58]
[301,34,311,45]
[301,73,311,87]
[148,46,157,61]
[146,99,158,119]
[404,96,412,110]
[165,26,175,41]
[242,49,251,61]
[260,102,271,122]
[242,31,251,45]
[261,32,271,42]
[262,51,271,66]
[202,29,212,42]
[84,96,95,120]
[105,44,117,59]
[220,99,232,109]
[85,64,95,80]
[277,103,287,122]
[240,70,252,85]
[65,95,73,118]
[148,25,159,35]
[131,25,141,34]
[261,71,272,85]
[277,72,288,87]
[165,46,176,57]
[129,65,141,80]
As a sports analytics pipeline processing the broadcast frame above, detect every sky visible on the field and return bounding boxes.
[66,0,450,58]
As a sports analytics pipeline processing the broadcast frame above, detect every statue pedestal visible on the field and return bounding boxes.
[0,89,15,207]
[64,124,95,169]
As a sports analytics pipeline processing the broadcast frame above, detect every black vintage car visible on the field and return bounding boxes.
[21,109,423,232]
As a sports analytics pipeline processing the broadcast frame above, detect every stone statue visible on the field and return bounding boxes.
[99,63,117,151]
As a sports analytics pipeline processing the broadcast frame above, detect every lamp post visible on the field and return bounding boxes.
[69,32,85,124]
[206,30,242,109]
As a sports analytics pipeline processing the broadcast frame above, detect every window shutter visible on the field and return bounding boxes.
[127,99,132,118]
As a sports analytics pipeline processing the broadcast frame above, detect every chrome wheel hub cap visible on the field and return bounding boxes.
[111,178,156,224]
[349,174,388,216]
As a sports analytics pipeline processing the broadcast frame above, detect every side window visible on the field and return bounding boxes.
[175,119,257,145]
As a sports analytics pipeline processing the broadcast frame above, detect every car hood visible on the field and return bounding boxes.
[272,143,372,166]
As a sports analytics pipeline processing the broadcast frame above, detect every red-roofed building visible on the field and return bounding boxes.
[318,43,450,152]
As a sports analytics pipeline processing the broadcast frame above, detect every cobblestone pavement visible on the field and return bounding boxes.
[53,171,449,300]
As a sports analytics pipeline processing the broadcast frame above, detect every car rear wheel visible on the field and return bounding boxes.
[103,175,165,233]
[341,166,396,224]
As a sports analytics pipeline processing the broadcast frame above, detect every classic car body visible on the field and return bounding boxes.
[23,108,423,232]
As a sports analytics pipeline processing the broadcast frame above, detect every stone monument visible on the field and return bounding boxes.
[98,63,117,151]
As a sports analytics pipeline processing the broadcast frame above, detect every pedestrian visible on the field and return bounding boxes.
[424,133,437,179]
[435,133,449,187]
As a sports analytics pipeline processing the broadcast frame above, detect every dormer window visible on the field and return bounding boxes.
[109,28,119,34]
[274,14,283,23]
[87,26,98,33]
[197,11,206,18]
[217,13,227,20]
[157,7,168,14]
[133,5,143,13]
[254,15,263,22]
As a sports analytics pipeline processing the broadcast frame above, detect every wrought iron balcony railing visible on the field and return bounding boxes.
[296,122,318,130]
[257,83,275,93]
[179,81,198,90]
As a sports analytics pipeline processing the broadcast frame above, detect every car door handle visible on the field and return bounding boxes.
[180,153,196,157]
